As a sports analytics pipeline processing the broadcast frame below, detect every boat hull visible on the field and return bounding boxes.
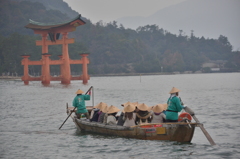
[67,106,196,142]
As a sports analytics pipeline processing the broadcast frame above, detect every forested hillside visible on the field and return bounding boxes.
[10,0,79,18]
[0,0,239,76]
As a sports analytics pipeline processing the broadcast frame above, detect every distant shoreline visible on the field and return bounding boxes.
[1,72,239,80]
[0,73,172,80]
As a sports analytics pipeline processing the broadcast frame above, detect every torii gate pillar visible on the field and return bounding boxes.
[61,32,71,84]
[21,55,30,85]
[81,53,89,84]
[41,53,51,85]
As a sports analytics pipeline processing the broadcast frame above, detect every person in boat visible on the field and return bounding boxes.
[123,103,136,127]
[151,104,166,123]
[72,89,91,119]
[90,106,99,121]
[117,101,137,126]
[98,105,108,123]
[90,102,107,122]
[165,87,184,122]
[116,111,125,126]
[135,103,152,124]
[97,102,108,122]
[105,105,121,125]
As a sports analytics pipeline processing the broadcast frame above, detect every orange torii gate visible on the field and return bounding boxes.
[22,14,90,85]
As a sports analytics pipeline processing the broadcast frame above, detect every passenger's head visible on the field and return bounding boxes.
[137,103,149,112]
[124,103,135,113]
[94,102,108,111]
[107,105,120,115]
[152,104,164,114]
[123,103,135,119]
[101,105,108,114]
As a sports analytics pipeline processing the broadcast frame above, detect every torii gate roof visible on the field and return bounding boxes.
[25,14,86,31]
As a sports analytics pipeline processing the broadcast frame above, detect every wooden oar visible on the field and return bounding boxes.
[184,106,216,146]
[59,86,93,130]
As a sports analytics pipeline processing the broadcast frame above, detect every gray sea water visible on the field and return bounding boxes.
[0,73,240,159]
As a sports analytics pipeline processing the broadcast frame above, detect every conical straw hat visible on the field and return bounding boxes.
[107,105,121,114]
[75,89,84,94]
[162,103,168,110]
[100,104,108,112]
[102,105,108,113]
[152,104,164,113]
[137,103,149,111]
[124,103,135,113]
[169,87,181,94]
[93,102,107,110]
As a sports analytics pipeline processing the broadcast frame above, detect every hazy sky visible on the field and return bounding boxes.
[63,0,187,23]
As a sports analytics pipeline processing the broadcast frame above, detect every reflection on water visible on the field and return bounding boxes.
[0,73,240,158]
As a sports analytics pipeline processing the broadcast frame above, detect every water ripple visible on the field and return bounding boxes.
[0,73,240,158]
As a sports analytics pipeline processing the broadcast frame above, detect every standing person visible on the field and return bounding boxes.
[72,89,91,119]
[166,87,184,122]
[151,104,166,123]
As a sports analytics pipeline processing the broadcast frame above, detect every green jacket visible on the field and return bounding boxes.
[166,96,183,120]
[72,94,90,113]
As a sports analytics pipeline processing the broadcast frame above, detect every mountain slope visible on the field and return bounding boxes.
[9,0,79,18]
[117,0,240,50]
[0,0,73,36]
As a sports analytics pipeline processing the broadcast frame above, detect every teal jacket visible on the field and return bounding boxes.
[72,94,90,113]
[166,96,183,120]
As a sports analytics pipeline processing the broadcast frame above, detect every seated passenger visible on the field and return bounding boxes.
[90,109,99,122]
[135,103,152,124]
[98,105,108,123]
[116,111,125,126]
[151,104,166,123]
[118,101,138,126]
[105,105,121,125]
[90,102,107,122]
[123,103,136,127]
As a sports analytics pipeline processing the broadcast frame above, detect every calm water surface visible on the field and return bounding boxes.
[0,73,240,159]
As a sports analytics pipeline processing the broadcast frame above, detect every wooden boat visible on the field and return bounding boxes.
[66,105,200,143]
